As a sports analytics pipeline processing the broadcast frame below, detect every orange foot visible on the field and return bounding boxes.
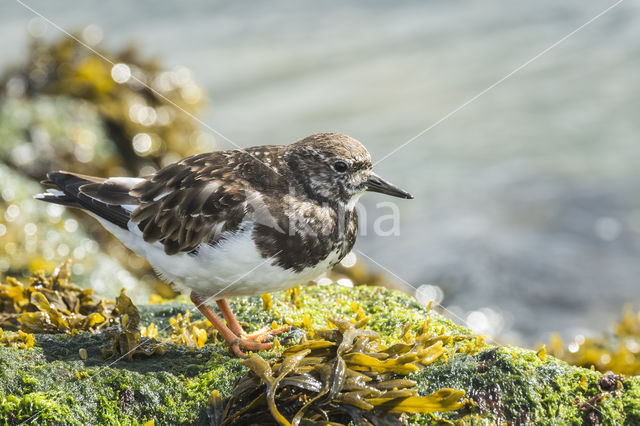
[190,292,291,357]
[241,325,293,343]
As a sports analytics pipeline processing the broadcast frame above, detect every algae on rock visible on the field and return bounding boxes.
[1,278,640,425]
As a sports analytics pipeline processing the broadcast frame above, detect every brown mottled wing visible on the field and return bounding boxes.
[130,151,258,255]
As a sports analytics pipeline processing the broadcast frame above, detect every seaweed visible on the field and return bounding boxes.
[217,314,466,425]
[1,278,640,424]
[0,260,113,334]
[166,310,217,349]
[101,288,166,360]
[0,262,219,360]
[0,329,35,349]
[549,307,640,375]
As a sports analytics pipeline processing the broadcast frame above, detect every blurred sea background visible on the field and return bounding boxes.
[1,0,639,348]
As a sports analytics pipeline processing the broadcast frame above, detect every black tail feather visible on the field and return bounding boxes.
[34,191,81,207]
[35,171,134,229]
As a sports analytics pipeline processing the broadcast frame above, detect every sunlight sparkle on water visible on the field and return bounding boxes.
[111,63,131,84]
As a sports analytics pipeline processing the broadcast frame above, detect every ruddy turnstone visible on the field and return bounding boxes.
[36,132,412,357]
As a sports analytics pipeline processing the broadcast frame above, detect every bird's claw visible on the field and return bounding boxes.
[229,325,291,357]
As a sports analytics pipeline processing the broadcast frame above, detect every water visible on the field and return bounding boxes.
[1,0,640,345]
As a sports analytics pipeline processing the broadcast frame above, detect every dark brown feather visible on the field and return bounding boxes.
[129,147,284,255]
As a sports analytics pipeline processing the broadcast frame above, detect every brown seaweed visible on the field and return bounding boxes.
[0,262,222,358]
[0,260,113,334]
[101,288,165,360]
[216,313,466,425]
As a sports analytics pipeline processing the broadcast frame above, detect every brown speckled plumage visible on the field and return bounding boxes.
[38,132,411,274]
[129,147,283,255]
[123,133,371,269]
[36,132,413,357]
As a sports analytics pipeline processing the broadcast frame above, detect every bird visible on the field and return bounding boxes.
[35,132,413,357]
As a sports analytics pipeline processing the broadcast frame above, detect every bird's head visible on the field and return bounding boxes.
[285,132,413,205]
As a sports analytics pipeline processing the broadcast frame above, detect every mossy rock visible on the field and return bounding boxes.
[1,285,639,425]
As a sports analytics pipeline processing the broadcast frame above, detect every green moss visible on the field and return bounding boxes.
[411,346,640,424]
[0,285,638,424]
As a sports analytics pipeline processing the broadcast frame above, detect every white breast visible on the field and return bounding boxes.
[95,218,341,299]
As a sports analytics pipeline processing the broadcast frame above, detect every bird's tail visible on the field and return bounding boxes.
[35,171,100,207]
[35,171,144,229]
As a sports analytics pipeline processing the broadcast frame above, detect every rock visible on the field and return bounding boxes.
[0,96,120,182]
[0,34,210,175]
[1,285,639,424]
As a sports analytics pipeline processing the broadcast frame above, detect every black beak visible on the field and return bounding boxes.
[366,173,413,199]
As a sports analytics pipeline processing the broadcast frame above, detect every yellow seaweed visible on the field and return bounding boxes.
[419,341,446,366]
[102,289,165,360]
[261,293,273,310]
[222,309,467,424]
[344,352,420,375]
[367,388,467,413]
[1,261,113,334]
[141,323,158,339]
[537,344,547,362]
[167,310,215,349]
[548,307,640,375]
[282,340,336,356]
[0,328,35,349]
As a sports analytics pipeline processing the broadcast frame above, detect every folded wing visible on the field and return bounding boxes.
[37,152,253,255]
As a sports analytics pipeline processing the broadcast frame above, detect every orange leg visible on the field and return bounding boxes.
[216,299,246,336]
[190,292,272,357]
[216,298,291,343]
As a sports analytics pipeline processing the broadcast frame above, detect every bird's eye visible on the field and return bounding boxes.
[333,161,348,173]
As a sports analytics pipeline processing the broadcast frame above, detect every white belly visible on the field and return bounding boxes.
[96,218,340,299]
